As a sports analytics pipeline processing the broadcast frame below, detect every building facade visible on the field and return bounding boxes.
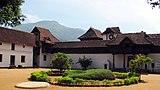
[53,27,160,72]
[0,27,35,67]
[1,26,160,73]
[31,27,59,67]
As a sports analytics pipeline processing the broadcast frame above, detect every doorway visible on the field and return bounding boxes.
[10,55,15,66]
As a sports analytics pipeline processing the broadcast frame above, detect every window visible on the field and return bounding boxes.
[0,54,2,62]
[21,56,25,63]
[23,45,25,48]
[0,43,2,45]
[43,55,47,61]
[11,43,15,50]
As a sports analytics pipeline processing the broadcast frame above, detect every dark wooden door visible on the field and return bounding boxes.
[10,55,15,65]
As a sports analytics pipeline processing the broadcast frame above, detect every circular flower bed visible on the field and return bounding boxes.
[55,69,139,87]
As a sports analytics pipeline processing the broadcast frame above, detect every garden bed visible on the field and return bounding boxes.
[29,69,140,87]
[55,69,140,87]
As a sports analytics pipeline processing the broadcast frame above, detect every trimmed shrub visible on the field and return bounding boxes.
[124,76,139,85]
[74,78,85,84]
[63,70,84,77]
[113,80,123,86]
[56,77,74,85]
[130,76,139,84]
[69,69,115,80]
[113,72,134,79]
[102,79,112,86]
[124,78,130,85]
[30,71,51,82]
[45,70,53,76]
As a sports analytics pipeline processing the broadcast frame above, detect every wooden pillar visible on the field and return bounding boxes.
[123,54,126,69]
[113,54,115,69]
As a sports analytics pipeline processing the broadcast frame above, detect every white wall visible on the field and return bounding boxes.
[148,54,160,72]
[69,54,113,69]
[39,49,53,67]
[115,54,123,68]
[69,54,135,70]
[0,42,33,67]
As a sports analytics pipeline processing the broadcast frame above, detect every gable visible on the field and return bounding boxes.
[119,37,134,46]
[78,27,102,40]
[31,27,59,44]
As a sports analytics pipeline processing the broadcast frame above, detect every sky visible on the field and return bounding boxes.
[21,0,160,33]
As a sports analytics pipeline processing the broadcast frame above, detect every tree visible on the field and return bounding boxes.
[0,0,25,27]
[51,52,72,74]
[77,56,92,70]
[147,0,160,8]
[129,54,152,80]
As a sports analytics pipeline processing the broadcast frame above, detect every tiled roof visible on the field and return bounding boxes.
[32,27,59,43]
[53,40,110,48]
[0,27,35,46]
[103,27,121,34]
[108,32,151,45]
[53,32,160,49]
[78,27,103,40]
[146,34,160,46]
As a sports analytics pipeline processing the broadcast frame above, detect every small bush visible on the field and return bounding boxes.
[30,71,51,82]
[45,70,53,76]
[113,80,123,86]
[102,79,112,86]
[74,78,85,84]
[56,77,74,85]
[113,72,134,79]
[70,69,115,80]
[124,76,139,85]
[124,78,130,85]
[130,76,139,84]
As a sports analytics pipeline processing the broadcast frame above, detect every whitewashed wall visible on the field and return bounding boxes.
[69,54,113,69]
[0,42,33,67]
[69,54,136,70]
[39,49,53,67]
[148,54,160,72]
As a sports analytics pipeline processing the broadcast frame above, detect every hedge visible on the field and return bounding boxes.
[55,76,139,86]
[67,69,115,80]
[30,71,51,82]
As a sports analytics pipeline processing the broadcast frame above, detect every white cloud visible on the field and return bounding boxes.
[22,0,160,33]
[24,14,42,23]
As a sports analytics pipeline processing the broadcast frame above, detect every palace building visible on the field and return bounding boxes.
[53,27,160,72]
[1,26,160,72]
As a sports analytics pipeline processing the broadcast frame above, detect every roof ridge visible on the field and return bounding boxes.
[0,27,33,35]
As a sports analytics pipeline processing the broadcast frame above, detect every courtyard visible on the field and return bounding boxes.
[0,68,159,90]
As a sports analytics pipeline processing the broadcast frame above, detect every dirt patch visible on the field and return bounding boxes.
[0,68,160,90]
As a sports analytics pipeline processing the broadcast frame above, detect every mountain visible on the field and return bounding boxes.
[14,20,85,41]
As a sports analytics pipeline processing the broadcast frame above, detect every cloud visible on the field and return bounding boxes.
[24,14,42,23]
[22,0,160,33]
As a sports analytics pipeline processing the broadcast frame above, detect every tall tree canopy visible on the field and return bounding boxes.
[0,0,25,27]
[147,0,160,8]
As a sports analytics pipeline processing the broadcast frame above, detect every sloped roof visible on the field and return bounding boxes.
[108,32,151,45]
[53,40,110,48]
[32,27,59,43]
[146,34,160,46]
[103,27,121,34]
[78,27,102,40]
[0,27,35,46]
